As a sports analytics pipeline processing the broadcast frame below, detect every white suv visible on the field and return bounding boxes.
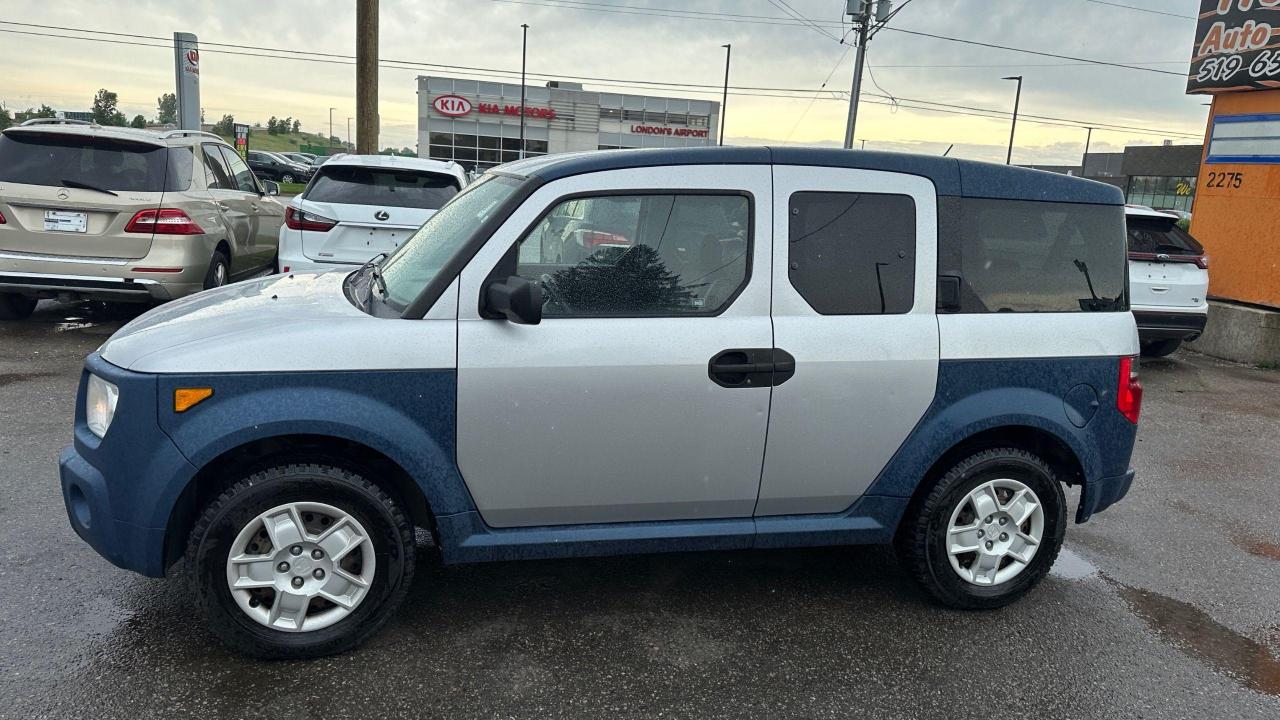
[277,155,466,273]
[1125,206,1209,357]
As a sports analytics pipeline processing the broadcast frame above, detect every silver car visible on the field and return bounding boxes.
[0,119,284,319]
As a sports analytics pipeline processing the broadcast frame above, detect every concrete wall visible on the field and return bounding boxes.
[1187,301,1280,366]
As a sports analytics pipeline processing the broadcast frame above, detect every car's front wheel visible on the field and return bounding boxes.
[898,448,1065,609]
[187,464,416,659]
[0,293,37,320]
[281,173,296,184]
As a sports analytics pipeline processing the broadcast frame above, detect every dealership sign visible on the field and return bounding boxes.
[629,125,710,138]
[1187,0,1280,94]
[432,94,556,120]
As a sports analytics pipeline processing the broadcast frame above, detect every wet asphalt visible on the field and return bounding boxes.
[1,301,1278,720]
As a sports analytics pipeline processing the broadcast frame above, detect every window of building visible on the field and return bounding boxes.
[787,192,916,315]
[942,198,1126,313]
[1207,113,1280,164]
[428,145,451,161]
[1126,175,1196,213]
[526,140,549,154]
[622,109,645,123]
[514,193,751,317]
[599,107,622,121]
[666,113,688,126]
[643,111,666,124]
[688,115,709,128]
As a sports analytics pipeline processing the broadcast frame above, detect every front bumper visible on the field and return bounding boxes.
[1133,309,1208,342]
[1076,468,1136,523]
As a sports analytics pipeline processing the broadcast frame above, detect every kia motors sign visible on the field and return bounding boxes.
[1187,0,1280,94]
[433,95,473,117]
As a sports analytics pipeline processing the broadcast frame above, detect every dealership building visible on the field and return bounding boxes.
[417,75,721,174]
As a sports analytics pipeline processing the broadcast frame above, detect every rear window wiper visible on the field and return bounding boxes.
[59,179,118,197]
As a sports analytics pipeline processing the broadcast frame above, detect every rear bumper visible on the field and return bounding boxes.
[1133,309,1208,341]
[276,251,360,275]
[0,270,172,301]
[1076,468,1136,523]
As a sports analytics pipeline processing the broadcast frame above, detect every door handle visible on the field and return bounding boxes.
[709,348,796,388]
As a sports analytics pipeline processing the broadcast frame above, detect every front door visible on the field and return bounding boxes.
[456,165,774,528]
[755,166,940,517]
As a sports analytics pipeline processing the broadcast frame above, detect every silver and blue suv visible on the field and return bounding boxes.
[59,147,1142,658]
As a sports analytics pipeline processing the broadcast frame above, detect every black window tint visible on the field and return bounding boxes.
[1126,216,1203,255]
[303,166,460,209]
[219,146,259,193]
[0,133,191,192]
[201,144,234,189]
[515,193,751,317]
[949,199,1126,313]
[788,192,916,315]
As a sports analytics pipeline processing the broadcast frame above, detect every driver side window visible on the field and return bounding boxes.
[514,193,751,317]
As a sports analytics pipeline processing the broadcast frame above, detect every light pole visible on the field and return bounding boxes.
[347,117,353,149]
[1082,126,1095,176]
[1003,75,1023,165]
[520,23,529,160]
[328,107,335,147]
[719,44,731,146]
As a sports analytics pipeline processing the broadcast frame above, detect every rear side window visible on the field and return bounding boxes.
[0,132,192,192]
[945,199,1126,313]
[1126,216,1203,256]
[201,144,235,189]
[218,147,259,194]
[303,166,461,209]
[788,192,916,315]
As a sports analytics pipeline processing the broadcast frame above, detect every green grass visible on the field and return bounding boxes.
[277,182,307,195]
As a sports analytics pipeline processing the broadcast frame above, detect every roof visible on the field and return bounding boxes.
[499,146,1123,205]
[1,122,235,150]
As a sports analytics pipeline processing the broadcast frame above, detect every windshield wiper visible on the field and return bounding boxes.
[358,252,390,310]
[59,179,118,197]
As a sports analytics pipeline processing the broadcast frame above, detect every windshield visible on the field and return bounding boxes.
[304,166,460,209]
[0,132,192,192]
[378,174,523,311]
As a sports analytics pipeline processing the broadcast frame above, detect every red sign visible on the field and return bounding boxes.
[629,124,709,138]
[432,94,473,117]
[477,102,556,120]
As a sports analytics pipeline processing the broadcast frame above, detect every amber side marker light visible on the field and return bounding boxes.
[174,387,213,412]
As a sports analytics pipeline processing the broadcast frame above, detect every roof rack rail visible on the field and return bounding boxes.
[158,129,226,142]
[18,118,94,127]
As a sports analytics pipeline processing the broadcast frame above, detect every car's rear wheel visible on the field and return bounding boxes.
[898,448,1065,609]
[0,293,37,320]
[281,173,296,184]
[1140,339,1181,358]
[203,251,230,290]
[187,464,415,659]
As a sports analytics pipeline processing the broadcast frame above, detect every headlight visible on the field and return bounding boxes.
[86,374,119,438]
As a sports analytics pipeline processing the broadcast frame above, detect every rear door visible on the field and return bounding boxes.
[219,146,276,271]
[297,165,461,265]
[201,144,255,274]
[0,130,184,259]
[756,166,940,517]
[1126,214,1207,309]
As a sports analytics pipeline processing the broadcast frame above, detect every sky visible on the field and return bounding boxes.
[0,0,1209,165]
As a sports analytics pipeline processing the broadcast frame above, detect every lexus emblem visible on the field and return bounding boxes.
[57,189,70,200]
[374,210,390,221]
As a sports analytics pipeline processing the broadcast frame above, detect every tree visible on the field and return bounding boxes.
[15,105,56,123]
[0,109,11,131]
[211,114,236,136]
[267,116,279,134]
[156,93,177,124]
[291,119,301,133]
[92,88,127,126]
[129,114,147,128]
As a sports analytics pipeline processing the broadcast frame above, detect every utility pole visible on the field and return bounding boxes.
[328,107,335,147]
[520,24,529,160]
[1082,126,1095,176]
[1003,75,1023,165]
[720,44,731,146]
[347,117,353,149]
[843,1,872,149]
[356,0,379,154]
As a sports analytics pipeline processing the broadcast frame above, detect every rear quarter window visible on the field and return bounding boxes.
[942,199,1126,313]
[303,166,461,209]
[0,132,192,192]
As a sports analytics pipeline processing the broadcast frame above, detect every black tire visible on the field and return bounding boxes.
[0,293,37,320]
[281,173,296,184]
[186,464,415,659]
[203,250,230,290]
[1140,338,1181,358]
[897,448,1066,610]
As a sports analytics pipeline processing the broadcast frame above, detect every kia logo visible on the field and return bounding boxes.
[374,210,390,221]
[432,94,473,117]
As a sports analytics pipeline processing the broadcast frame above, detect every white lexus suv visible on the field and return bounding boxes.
[277,155,466,273]
[1125,206,1209,357]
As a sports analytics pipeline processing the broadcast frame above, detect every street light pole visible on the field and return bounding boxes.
[843,2,872,149]
[328,107,335,147]
[1082,126,1095,176]
[1003,75,1023,165]
[347,117,353,149]
[520,23,529,160]
[719,43,730,146]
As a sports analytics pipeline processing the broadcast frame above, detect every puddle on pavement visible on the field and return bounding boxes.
[1118,584,1280,697]
[0,372,52,388]
[1049,546,1099,580]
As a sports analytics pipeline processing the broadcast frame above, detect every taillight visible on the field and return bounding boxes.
[582,230,628,247]
[1193,254,1209,270]
[1127,251,1209,270]
[284,206,336,232]
[1117,355,1143,424]
[0,210,6,224]
[125,208,204,235]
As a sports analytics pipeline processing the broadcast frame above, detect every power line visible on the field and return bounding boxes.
[767,0,841,43]
[1083,0,1197,20]
[784,43,853,143]
[491,0,1188,77]
[0,22,1202,140]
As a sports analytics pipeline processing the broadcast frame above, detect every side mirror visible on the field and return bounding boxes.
[485,275,542,325]
[262,180,281,196]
